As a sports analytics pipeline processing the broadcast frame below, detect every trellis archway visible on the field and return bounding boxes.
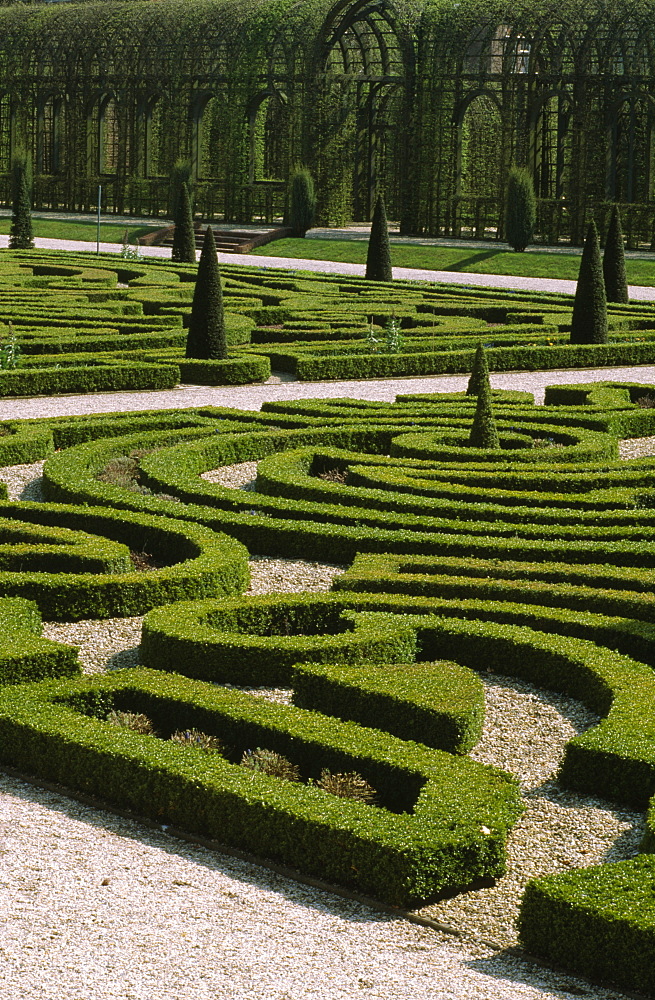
[2,0,655,243]
[311,0,411,223]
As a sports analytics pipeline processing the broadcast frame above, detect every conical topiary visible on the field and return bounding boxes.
[9,156,34,250]
[468,379,500,449]
[186,227,227,360]
[603,205,629,304]
[570,220,608,344]
[365,194,392,281]
[169,158,192,220]
[505,166,536,252]
[289,166,316,237]
[466,343,491,396]
[171,182,196,264]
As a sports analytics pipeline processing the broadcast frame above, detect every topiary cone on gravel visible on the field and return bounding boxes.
[186,226,227,360]
[466,342,492,396]
[603,205,629,304]
[570,220,608,344]
[365,194,392,282]
[468,378,500,449]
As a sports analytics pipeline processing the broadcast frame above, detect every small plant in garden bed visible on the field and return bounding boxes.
[96,450,148,490]
[96,449,180,502]
[170,728,229,755]
[636,394,655,408]
[0,322,21,370]
[531,437,565,449]
[318,467,350,484]
[314,770,378,805]
[107,710,155,735]
[240,747,301,782]
[129,549,165,571]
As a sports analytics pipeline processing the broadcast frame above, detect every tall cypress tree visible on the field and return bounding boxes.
[9,156,34,250]
[505,166,536,252]
[365,194,392,281]
[468,378,500,449]
[603,205,629,304]
[172,182,196,264]
[186,227,227,360]
[570,220,608,344]
[466,343,491,396]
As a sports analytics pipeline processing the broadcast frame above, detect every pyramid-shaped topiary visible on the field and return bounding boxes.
[365,194,392,282]
[603,205,629,304]
[186,226,227,360]
[505,166,536,252]
[570,220,608,344]
[468,378,500,449]
[171,182,196,264]
[466,343,491,396]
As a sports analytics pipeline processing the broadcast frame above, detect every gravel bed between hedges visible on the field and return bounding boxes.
[0,440,653,999]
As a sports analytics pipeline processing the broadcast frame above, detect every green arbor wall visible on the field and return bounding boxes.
[0,0,654,243]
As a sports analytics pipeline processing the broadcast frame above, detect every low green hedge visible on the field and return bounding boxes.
[0,596,79,684]
[292,659,484,754]
[0,359,180,397]
[139,591,655,807]
[0,667,522,906]
[178,354,270,385]
[518,857,655,996]
[141,595,419,686]
[0,501,250,620]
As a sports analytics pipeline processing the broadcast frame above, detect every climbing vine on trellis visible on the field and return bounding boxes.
[1,0,655,243]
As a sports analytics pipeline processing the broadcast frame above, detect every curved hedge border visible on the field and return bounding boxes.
[0,667,522,907]
[4,377,655,990]
[0,597,79,684]
[291,659,484,754]
[0,501,250,620]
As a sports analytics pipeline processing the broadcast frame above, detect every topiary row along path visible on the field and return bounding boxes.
[1,375,655,995]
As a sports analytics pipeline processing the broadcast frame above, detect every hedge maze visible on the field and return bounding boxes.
[2,376,655,991]
[6,251,655,394]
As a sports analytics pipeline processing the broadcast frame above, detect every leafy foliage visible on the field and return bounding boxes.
[505,167,536,252]
[365,195,392,282]
[171,183,196,264]
[9,155,33,251]
[289,166,316,236]
[570,220,608,344]
[186,227,227,360]
[603,205,629,304]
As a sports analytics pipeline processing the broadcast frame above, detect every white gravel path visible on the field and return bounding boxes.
[1,365,655,422]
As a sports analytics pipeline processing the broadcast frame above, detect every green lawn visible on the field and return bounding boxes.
[0,216,162,244]
[251,237,655,286]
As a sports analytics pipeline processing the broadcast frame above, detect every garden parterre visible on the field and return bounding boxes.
[6,250,655,394]
[2,371,655,992]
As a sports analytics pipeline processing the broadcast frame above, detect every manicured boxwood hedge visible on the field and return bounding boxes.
[141,595,419,686]
[291,659,484,754]
[3,375,655,991]
[0,667,523,907]
[5,249,655,392]
[0,501,250,620]
[518,857,655,996]
[0,597,79,684]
